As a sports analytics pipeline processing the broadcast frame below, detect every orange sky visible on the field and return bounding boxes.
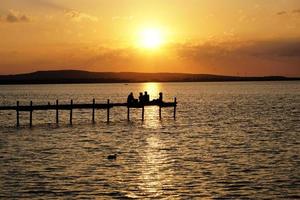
[0,0,300,76]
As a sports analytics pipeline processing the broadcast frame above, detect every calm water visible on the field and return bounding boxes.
[0,82,299,199]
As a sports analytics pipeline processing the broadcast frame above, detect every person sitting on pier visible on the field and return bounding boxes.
[152,92,163,104]
[158,92,163,103]
[127,92,134,105]
[139,92,144,104]
[144,91,150,103]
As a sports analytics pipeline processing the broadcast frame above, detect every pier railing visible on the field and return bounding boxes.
[0,98,177,127]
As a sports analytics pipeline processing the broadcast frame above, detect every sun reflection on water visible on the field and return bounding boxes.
[136,83,175,196]
[138,134,174,197]
[140,82,162,129]
[141,82,161,100]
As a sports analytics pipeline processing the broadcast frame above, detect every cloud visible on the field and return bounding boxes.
[66,39,300,75]
[246,40,300,57]
[171,38,300,76]
[277,9,300,16]
[292,9,300,14]
[1,39,300,76]
[277,11,287,16]
[0,10,31,23]
[176,38,300,61]
[65,9,98,22]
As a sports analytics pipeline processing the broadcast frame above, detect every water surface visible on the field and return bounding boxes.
[0,82,299,199]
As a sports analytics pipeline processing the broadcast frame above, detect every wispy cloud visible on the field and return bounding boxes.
[292,9,300,14]
[0,10,31,23]
[65,9,98,22]
[277,11,287,16]
[176,38,300,60]
[1,38,299,76]
[277,9,300,16]
[1,1,98,23]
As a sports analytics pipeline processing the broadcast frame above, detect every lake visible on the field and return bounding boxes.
[0,82,299,199]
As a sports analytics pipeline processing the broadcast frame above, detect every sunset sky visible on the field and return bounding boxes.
[0,0,300,76]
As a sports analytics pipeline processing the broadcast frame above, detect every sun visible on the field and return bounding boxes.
[139,28,164,49]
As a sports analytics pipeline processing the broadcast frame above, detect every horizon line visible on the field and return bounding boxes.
[1,69,299,78]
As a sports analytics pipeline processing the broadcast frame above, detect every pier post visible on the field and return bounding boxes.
[70,99,73,125]
[142,106,145,121]
[29,101,33,127]
[127,106,130,121]
[16,101,19,127]
[92,98,95,123]
[107,99,110,123]
[56,99,59,124]
[159,105,162,120]
[173,97,177,120]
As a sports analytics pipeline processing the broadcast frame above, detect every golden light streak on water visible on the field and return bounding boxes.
[138,135,174,198]
[140,82,162,128]
[140,82,161,100]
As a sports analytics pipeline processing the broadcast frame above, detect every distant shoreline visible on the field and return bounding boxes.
[0,70,299,85]
[0,79,299,86]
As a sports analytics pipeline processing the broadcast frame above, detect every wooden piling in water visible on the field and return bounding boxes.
[142,106,145,121]
[56,99,59,124]
[107,99,110,123]
[92,98,95,123]
[174,97,177,120]
[159,105,162,120]
[16,101,19,127]
[127,106,130,121]
[29,101,33,127]
[70,99,73,125]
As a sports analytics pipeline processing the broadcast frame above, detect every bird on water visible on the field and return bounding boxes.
[107,154,117,160]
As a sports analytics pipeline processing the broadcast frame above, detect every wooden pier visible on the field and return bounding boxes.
[0,98,177,127]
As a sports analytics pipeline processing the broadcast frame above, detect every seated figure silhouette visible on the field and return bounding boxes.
[127,92,138,106]
[139,92,144,105]
[144,91,150,103]
[152,92,163,104]
[127,92,134,105]
[158,92,163,103]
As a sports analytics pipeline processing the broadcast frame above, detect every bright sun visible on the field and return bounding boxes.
[139,28,164,49]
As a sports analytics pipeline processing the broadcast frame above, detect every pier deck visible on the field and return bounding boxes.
[0,102,176,111]
[0,98,177,127]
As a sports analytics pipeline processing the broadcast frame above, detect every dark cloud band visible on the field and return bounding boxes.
[0,10,31,23]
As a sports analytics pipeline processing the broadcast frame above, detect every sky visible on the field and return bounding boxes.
[0,0,300,76]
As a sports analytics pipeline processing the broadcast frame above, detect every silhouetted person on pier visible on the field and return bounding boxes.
[127,92,134,105]
[139,92,144,104]
[159,92,163,103]
[144,91,150,103]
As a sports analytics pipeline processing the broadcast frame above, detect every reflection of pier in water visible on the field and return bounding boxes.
[0,98,177,127]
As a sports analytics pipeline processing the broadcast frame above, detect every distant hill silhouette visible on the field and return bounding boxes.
[0,70,298,84]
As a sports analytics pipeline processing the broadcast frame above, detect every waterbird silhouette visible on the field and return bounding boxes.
[107,154,117,160]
